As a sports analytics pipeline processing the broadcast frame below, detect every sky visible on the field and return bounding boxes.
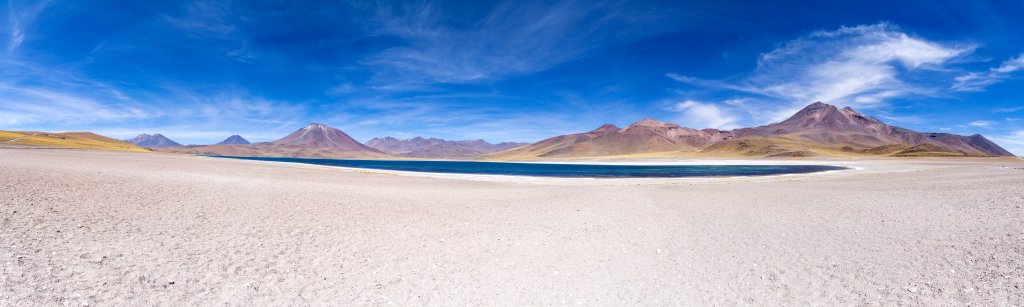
[1,0,1023,154]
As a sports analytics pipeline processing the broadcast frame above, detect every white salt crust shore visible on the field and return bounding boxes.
[1,148,1022,305]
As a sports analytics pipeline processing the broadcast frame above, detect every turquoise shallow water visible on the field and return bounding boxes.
[212,156,847,178]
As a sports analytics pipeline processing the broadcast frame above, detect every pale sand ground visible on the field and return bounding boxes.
[1,149,1022,305]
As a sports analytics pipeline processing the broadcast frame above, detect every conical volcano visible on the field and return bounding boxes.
[216,135,250,145]
[273,123,380,152]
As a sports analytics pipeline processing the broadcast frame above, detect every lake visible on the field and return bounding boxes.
[212,156,847,178]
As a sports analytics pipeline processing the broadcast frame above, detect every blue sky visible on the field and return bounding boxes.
[2,1,1023,154]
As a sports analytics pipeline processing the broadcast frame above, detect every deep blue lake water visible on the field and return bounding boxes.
[212,156,847,178]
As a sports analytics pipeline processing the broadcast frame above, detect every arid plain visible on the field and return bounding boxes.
[2,148,1022,305]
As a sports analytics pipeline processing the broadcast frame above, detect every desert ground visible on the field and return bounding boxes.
[1,148,1022,305]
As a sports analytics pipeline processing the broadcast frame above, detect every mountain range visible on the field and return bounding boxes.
[12,101,1015,158]
[486,102,1012,159]
[367,137,527,158]
[170,123,390,159]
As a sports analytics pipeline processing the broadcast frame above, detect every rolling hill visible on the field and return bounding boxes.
[1,130,150,152]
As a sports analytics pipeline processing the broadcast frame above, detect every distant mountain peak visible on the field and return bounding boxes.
[627,118,678,128]
[126,133,182,148]
[808,101,829,107]
[274,123,382,153]
[216,135,250,145]
[593,124,621,132]
[304,123,329,130]
[775,101,884,130]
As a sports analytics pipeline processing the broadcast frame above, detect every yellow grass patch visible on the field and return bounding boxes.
[1,130,150,152]
[0,131,27,142]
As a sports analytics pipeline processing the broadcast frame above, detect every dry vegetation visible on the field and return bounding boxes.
[0,130,150,153]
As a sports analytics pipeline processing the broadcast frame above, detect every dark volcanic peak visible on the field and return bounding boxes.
[216,135,250,145]
[126,133,182,148]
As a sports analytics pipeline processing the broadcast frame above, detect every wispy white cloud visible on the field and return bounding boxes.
[969,120,994,127]
[669,22,971,124]
[876,114,925,124]
[754,23,969,108]
[993,54,1024,73]
[4,0,52,52]
[952,53,1024,91]
[672,99,739,129]
[995,106,1024,113]
[0,83,156,125]
[363,1,669,86]
[162,1,238,38]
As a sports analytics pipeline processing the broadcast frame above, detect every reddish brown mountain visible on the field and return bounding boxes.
[272,123,380,152]
[488,102,1013,159]
[484,124,621,158]
[732,102,1013,156]
[487,120,735,158]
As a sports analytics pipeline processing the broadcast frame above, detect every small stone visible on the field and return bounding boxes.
[907,287,918,293]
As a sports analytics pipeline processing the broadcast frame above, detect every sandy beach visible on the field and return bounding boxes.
[1,148,1022,305]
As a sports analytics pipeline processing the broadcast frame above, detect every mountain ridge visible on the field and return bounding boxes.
[487,102,1013,159]
[367,136,527,158]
